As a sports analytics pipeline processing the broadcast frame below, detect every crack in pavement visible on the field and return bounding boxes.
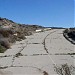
[0,30,58,75]
[0,31,53,75]
[42,30,59,54]
[12,66,48,75]
[42,30,61,69]
[0,65,48,75]
[1,29,73,75]
[11,41,28,66]
[28,43,42,44]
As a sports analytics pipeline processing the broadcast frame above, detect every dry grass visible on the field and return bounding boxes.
[54,64,75,75]
[43,71,48,75]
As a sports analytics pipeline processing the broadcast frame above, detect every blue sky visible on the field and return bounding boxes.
[0,0,74,27]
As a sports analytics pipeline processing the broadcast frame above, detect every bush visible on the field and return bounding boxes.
[0,44,6,53]
[8,35,17,43]
[0,34,3,38]
[0,38,10,49]
[17,34,26,40]
[63,28,75,44]
[0,28,13,37]
[24,31,32,36]
[54,64,71,75]
[63,29,68,33]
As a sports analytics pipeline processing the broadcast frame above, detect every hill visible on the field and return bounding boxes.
[0,17,44,53]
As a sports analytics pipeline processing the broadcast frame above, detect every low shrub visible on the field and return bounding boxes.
[0,34,3,38]
[0,44,6,53]
[8,35,17,43]
[63,29,68,33]
[54,64,75,75]
[0,28,13,37]
[63,28,75,44]
[18,34,26,40]
[24,31,32,36]
[0,38,10,49]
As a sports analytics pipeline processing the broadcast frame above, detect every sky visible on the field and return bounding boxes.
[0,0,74,27]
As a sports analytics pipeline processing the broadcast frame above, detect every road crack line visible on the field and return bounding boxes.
[42,30,59,68]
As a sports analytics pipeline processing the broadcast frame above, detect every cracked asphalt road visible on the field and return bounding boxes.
[0,29,75,75]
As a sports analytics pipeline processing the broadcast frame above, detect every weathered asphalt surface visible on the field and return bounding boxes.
[0,29,75,75]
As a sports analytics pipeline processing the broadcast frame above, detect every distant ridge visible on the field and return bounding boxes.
[45,27,66,29]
